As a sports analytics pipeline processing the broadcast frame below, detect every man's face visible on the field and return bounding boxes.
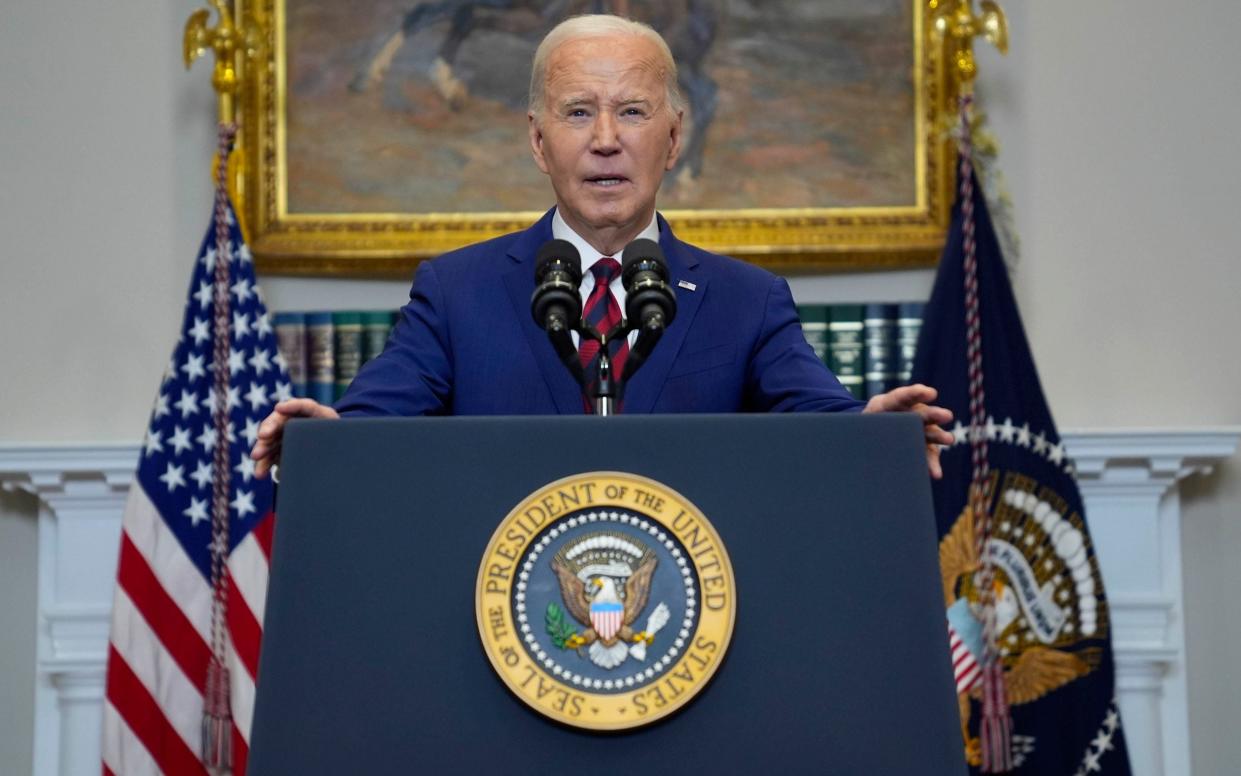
[529,34,682,251]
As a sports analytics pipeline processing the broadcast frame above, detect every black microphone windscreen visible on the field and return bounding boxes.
[621,238,667,285]
[534,239,582,282]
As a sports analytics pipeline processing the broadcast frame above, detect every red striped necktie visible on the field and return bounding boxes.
[579,258,628,410]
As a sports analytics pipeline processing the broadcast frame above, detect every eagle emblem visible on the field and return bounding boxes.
[546,532,670,669]
[940,472,1106,765]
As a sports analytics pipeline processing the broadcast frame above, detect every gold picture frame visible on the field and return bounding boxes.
[241,1,958,277]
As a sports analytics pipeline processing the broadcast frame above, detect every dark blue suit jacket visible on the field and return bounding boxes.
[337,209,862,415]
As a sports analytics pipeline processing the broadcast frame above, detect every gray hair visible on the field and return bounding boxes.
[528,14,684,118]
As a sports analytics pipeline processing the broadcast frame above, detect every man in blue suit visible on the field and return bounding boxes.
[252,14,952,476]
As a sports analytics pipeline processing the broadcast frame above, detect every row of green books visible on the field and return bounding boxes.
[272,304,919,405]
[272,311,398,403]
[797,303,926,400]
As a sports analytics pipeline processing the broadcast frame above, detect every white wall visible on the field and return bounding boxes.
[1,0,1238,771]
[0,491,39,774]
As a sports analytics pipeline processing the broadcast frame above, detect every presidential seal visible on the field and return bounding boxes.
[475,472,735,730]
[940,417,1117,768]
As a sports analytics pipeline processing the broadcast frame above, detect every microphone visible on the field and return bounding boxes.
[621,239,676,334]
[531,239,586,388]
[531,239,583,334]
[620,239,677,382]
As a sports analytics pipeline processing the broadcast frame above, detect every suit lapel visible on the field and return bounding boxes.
[621,217,708,414]
[503,210,584,414]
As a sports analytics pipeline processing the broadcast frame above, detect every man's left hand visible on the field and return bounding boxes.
[863,383,954,479]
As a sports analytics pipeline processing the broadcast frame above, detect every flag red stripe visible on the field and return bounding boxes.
[252,511,275,560]
[233,723,249,776]
[106,647,209,776]
[117,533,210,691]
[225,568,263,680]
[103,765,115,776]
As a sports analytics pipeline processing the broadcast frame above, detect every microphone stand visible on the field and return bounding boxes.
[582,323,623,417]
[593,350,616,417]
[584,317,669,416]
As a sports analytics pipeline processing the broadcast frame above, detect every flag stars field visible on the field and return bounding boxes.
[191,460,213,490]
[159,463,186,492]
[227,346,245,374]
[231,277,254,303]
[177,387,201,417]
[143,428,163,457]
[245,382,269,412]
[235,455,257,483]
[231,489,256,519]
[197,424,217,453]
[181,353,206,382]
[190,317,210,345]
[183,496,209,526]
[249,347,272,375]
[169,425,193,455]
[242,418,260,447]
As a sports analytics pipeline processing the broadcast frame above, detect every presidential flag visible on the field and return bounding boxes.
[103,139,287,775]
[911,117,1131,774]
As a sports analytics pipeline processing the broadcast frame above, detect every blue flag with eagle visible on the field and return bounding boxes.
[911,155,1131,774]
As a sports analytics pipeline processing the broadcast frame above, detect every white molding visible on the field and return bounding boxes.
[1064,428,1240,481]
[0,443,138,494]
[1,443,137,776]
[1,432,1237,776]
[1063,427,1239,776]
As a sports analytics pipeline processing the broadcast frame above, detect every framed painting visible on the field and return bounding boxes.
[240,0,958,276]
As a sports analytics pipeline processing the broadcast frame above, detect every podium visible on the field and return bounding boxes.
[250,414,967,775]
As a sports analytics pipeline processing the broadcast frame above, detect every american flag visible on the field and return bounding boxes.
[103,186,288,774]
[947,598,984,695]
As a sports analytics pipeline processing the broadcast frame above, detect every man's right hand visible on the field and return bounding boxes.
[251,398,341,479]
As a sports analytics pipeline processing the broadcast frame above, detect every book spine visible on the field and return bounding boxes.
[361,310,396,365]
[897,302,925,385]
[305,312,335,405]
[827,304,865,398]
[797,304,830,364]
[272,312,307,398]
[332,312,364,401]
[863,303,900,398]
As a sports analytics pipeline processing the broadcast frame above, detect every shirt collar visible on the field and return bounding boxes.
[551,209,660,271]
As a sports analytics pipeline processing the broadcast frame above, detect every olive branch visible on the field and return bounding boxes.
[545,602,578,649]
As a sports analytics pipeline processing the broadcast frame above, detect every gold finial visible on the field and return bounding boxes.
[929,0,1008,96]
[184,1,266,126]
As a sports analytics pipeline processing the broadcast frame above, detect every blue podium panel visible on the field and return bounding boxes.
[251,414,966,775]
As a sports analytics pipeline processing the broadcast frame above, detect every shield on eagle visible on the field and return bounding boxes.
[589,578,624,641]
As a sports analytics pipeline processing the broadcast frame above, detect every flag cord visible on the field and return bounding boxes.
[203,121,238,773]
[959,93,1013,773]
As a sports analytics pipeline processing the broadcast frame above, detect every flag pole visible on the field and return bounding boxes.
[183,3,265,771]
[928,2,1011,772]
